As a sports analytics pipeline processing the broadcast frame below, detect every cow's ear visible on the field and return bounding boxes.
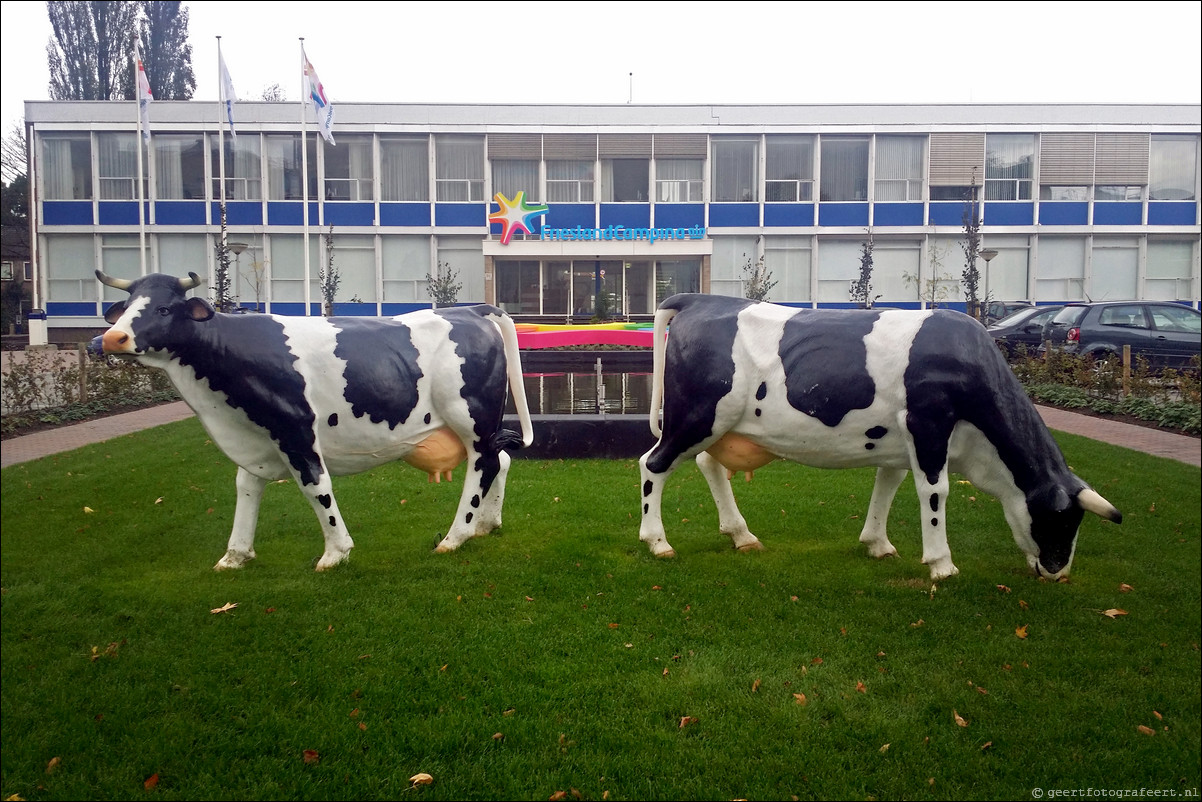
[185,297,216,321]
[1050,485,1072,513]
[103,302,126,324]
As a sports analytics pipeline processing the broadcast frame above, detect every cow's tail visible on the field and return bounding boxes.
[491,309,535,448]
[649,306,679,438]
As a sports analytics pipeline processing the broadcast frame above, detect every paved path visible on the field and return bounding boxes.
[1,400,1198,470]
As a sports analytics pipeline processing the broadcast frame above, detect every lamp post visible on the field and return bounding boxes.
[979,248,998,318]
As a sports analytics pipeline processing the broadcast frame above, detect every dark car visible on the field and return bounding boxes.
[983,300,1035,327]
[1040,301,1201,370]
[987,305,1063,356]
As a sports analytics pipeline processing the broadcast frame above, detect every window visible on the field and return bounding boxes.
[323,134,374,201]
[154,134,206,200]
[496,260,542,314]
[655,159,703,202]
[765,135,814,202]
[435,135,484,202]
[711,138,758,202]
[819,137,868,201]
[1040,186,1088,201]
[874,136,923,201]
[1149,134,1198,200]
[266,134,316,200]
[492,159,540,201]
[42,134,92,200]
[0,261,12,280]
[546,161,594,202]
[380,136,429,202]
[210,133,262,200]
[601,159,648,202]
[97,132,142,200]
[1145,238,1193,300]
[985,134,1034,200]
[1095,185,1143,201]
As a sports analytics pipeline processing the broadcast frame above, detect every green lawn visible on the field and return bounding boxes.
[2,418,1199,801]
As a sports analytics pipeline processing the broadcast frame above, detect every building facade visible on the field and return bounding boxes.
[22,100,1202,343]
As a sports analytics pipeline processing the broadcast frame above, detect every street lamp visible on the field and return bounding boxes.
[227,241,248,312]
[979,248,998,317]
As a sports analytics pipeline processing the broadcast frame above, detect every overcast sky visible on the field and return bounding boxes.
[2,0,1200,135]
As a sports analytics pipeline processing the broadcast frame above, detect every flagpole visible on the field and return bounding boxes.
[135,42,148,275]
[217,36,228,253]
[300,38,311,316]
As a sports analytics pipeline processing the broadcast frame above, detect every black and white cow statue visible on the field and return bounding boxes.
[638,293,1122,581]
[95,270,533,570]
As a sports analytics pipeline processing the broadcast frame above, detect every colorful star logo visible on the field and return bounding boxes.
[488,191,549,245]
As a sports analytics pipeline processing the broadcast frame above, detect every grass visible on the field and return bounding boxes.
[2,418,1199,801]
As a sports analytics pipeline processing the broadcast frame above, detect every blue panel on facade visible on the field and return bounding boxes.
[267,202,318,226]
[984,202,1034,225]
[928,202,963,225]
[818,203,869,227]
[654,204,705,228]
[47,302,99,317]
[323,203,375,226]
[1148,201,1198,225]
[435,204,487,227]
[1092,202,1142,225]
[763,203,813,227]
[1038,202,1089,225]
[155,201,206,225]
[708,203,759,227]
[380,203,431,226]
[97,201,143,225]
[42,201,93,225]
[546,204,595,229]
[382,302,429,316]
[330,302,380,316]
[599,204,651,229]
[225,201,263,226]
[872,203,923,226]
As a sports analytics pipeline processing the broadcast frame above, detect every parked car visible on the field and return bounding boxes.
[983,300,1034,327]
[1039,301,1202,371]
[987,305,1063,357]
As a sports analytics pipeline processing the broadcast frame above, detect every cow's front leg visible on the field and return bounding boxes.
[297,474,354,571]
[695,451,762,552]
[910,467,957,580]
[859,467,906,559]
[215,467,268,570]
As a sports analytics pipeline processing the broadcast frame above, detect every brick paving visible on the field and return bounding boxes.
[1,401,1197,470]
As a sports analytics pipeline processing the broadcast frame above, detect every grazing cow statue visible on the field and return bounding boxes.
[638,293,1122,581]
[94,270,533,570]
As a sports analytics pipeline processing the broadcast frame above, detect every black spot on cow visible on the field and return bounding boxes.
[471,494,480,508]
[465,512,473,524]
[929,493,939,512]
[643,503,649,514]
[930,517,938,527]
[755,408,762,417]
[336,319,423,430]
[424,412,431,424]
[328,413,338,427]
[318,494,332,509]
[756,382,767,401]
[864,442,875,450]
[866,426,888,439]
[643,480,653,498]
[780,310,879,427]
[328,516,337,527]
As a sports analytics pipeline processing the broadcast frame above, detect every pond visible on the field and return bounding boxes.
[507,369,653,416]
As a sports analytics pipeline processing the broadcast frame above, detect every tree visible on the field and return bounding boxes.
[260,82,288,102]
[1,121,28,186]
[320,225,341,316]
[905,243,958,309]
[47,1,194,102]
[849,229,880,308]
[960,181,985,319]
[425,260,462,307]
[210,205,236,313]
[741,252,777,302]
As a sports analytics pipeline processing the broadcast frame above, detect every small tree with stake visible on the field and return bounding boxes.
[849,229,880,308]
[425,260,462,307]
[211,204,237,313]
[960,179,985,319]
[742,252,777,302]
[319,225,341,317]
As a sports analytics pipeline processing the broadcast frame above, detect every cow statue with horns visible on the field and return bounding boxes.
[638,293,1122,581]
[94,270,533,570]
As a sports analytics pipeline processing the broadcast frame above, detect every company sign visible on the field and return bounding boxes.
[489,191,706,245]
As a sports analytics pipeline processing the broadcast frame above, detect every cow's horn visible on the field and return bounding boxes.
[95,269,132,290]
[178,272,204,291]
[1078,488,1122,523]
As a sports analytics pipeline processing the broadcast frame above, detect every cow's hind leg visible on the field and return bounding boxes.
[474,449,511,534]
[215,467,268,570]
[695,451,763,552]
[639,438,702,558]
[435,443,501,552]
[859,467,906,559]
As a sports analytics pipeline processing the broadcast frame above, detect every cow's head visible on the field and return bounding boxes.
[1024,484,1122,580]
[95,270,211,358]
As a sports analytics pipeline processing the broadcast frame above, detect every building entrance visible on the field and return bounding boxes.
[494,258,701,319]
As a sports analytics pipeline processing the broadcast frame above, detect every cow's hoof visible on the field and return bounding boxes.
[654,549,676,559]
[736,541,765,553]
[214,549,254,570]
[866,543,898,559]
[927,560,960,581]
[315,551,351,571]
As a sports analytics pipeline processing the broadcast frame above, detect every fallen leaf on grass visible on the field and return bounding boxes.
[1119,583,1134,593]
[83,506,93,514]
[302,750,320,764]
[210,602,237,614]
[879,743,890,753]
[811,657,824,665]
[409,772,434,786]
[855,681,867,694]
[45,757,60,774]
[911,619,925,628]
[996,584,1011,593]
[679,716,698,728]
[953,710,969,727]
[793,693,807,705]
[492,732,503,741]
[1137,725,1156,736]
[751,679,761,692]
[143,773,159,790]
[981,741,993,751]
[1100,608,1128,618]
[1153,710,1163,720]
[1015,625,1029,639]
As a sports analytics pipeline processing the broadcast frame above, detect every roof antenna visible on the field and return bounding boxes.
[628,72,633,104]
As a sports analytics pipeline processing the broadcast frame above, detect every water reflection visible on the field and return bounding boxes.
[506,372,653,415]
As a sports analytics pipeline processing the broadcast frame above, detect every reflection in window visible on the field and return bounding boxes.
[1150,135,1197,200]
[323,135,374,201]
[210,134,262,200]
[98,133,141,200]
[547,161,594,203]
[380,136,429,202]
[43,134,92,200]
[765,135,814,202]
[874,136,923,201]
[820,137,868,201]
[1096,185,1143,201]
[1040,186,1088,201]
[601,158,648,202]
[154,134,206,200]
[985,134,1034,200]
[492,159,539,201]
[655,159,702,202]
[266,134,316,200]
[712,138,758,202]
[496,260,542,314]
[435,135,484,202]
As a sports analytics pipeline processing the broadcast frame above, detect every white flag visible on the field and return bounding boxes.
[219,48,238,138]
[302,46,335,145]
[136,47,153,142]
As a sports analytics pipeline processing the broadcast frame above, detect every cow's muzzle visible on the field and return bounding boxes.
[100,328,135,354]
